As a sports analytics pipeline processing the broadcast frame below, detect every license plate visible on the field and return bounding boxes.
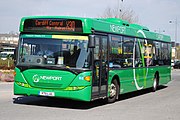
[39,91,55,97]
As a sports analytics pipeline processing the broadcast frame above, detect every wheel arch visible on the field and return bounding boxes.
[108,74,120,102]
[152,71,160,92]
[155,71,160,82]
[112,75,120,88]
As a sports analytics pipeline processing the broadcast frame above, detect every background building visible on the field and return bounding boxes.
[171,41,180,61]
[0,33,18,52]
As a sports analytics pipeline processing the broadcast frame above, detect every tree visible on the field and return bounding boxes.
[99,6,138,23]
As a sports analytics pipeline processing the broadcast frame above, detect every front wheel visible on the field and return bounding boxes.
[108,79,119,103]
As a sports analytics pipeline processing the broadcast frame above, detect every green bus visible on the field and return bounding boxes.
[14,16,171,103]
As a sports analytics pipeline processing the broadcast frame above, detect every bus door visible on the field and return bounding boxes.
[91,35,108,100]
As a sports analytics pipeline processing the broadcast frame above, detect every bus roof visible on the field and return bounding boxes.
[20,16,171,42]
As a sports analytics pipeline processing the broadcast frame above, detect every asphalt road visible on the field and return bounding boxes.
[0,69,180,120]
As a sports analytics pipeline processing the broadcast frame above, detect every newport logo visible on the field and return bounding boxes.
[33,74,40,83]
[110,24,126,34]
[33,74,62,83]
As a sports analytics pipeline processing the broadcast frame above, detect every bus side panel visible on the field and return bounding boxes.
[141,66,171,88]
[109,69,137,95]
[158,66,171,85]
[145,67,156,88]
[108,66,171,96]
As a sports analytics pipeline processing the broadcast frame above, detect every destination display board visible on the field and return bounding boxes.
[23,19,83,32]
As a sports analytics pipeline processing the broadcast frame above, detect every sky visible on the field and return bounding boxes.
[0,0,180,42]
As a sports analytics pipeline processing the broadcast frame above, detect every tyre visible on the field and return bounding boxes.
[152,74,159,92]
[108,79,119,103]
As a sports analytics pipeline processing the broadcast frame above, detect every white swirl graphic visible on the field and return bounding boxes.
[133,30,147,90]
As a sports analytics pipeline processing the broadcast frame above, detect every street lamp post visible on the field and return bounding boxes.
[169,18,178,43]
[118,0,124,12]
[169,18,179,60]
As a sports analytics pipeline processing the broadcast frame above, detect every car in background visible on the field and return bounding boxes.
[171,60,175,68]
[0,53,8,60]
[0,47,15,60]
[174,61,180,69]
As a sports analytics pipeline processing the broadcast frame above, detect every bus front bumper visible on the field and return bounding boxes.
[14,82,91,102]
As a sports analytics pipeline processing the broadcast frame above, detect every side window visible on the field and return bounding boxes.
[161,42,170,65]
[162,43,168,60]
[153,41,171,66]
[123,37,134,67]
[167,43,171,65]
[135,39,143,67]
[141,40,153,66]
[109,35,123,68]
[154,41,162,65]
[110,36,134,68]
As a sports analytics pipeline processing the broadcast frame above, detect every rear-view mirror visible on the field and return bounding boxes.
[88,35,95,48]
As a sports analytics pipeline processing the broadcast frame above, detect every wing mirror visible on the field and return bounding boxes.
[88,35,95,48]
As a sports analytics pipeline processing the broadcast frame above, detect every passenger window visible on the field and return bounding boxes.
[109,35,123,68]
[123,37,134,68]
[140,40,153,66]
[135,39,143,67]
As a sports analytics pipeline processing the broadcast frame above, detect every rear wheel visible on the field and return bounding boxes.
[152,74,159,92]
[108,79,119,103]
